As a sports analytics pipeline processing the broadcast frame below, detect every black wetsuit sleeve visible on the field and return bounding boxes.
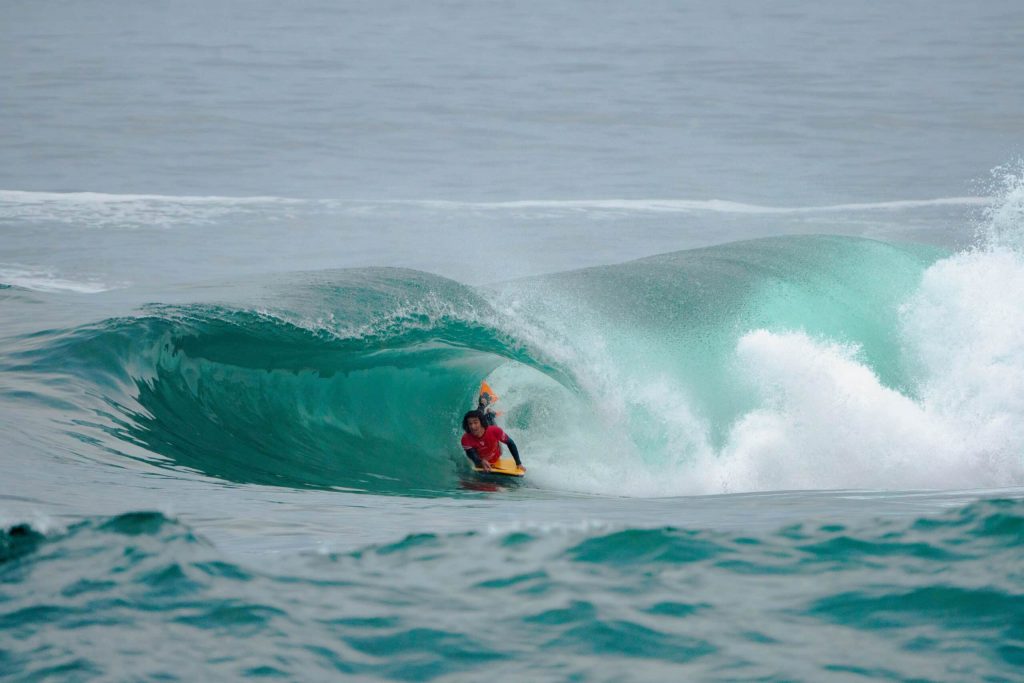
[464,447,483,467]
[504,437,522,466]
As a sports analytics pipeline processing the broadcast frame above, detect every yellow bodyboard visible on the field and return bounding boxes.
[473,458,525,477]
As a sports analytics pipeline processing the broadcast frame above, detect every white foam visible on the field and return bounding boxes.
[698,243,1024,492]
[483,519,616,536]
[481,168,1024,497]
[0,265,119,293]
[0,190,296,205]
[903,248,1024,468]
[0,190,303,228]
[483,288,720,497]
[688,170,1024,494]
[980,163,1024,250]
[521,298,1024,496]
[0,188,991,228]
[408,196,992,214]
[705,331,969,492]
[0,511,64,535]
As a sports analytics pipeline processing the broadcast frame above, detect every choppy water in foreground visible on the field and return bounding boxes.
[3,500,1022,681]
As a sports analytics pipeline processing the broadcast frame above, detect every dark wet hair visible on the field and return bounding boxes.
[462,410,486,433]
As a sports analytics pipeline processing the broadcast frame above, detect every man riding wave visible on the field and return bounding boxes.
[460,410,524,472]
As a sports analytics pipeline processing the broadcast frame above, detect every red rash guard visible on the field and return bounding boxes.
[460,425,509,465]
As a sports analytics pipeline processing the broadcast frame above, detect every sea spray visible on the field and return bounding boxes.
[491,182,1024,495]
[704,170,1024,493]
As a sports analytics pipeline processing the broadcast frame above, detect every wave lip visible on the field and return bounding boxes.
[13,269,563,495]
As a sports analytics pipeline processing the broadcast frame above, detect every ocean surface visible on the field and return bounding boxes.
[2,1,1024,680]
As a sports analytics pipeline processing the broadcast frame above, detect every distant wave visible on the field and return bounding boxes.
[0,190,304,228]
[0,264,119,293]
[0,189,992,228]
[402,196,993,213]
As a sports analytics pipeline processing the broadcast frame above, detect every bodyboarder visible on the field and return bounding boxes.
[460,410,524,473]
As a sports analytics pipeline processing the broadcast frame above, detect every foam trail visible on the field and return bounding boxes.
[409,197,992,214]
[0,191,304,228]
[0,190,298,204]
[0,189,991,228]
[0,265,118,293]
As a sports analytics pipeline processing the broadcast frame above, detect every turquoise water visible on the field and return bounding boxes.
[3,500,1022,680]
[0,236,964,496]
[5,227,1024,680]
[3,1,1024,680]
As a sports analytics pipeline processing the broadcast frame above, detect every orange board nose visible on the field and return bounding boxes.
[479,381,499,403]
